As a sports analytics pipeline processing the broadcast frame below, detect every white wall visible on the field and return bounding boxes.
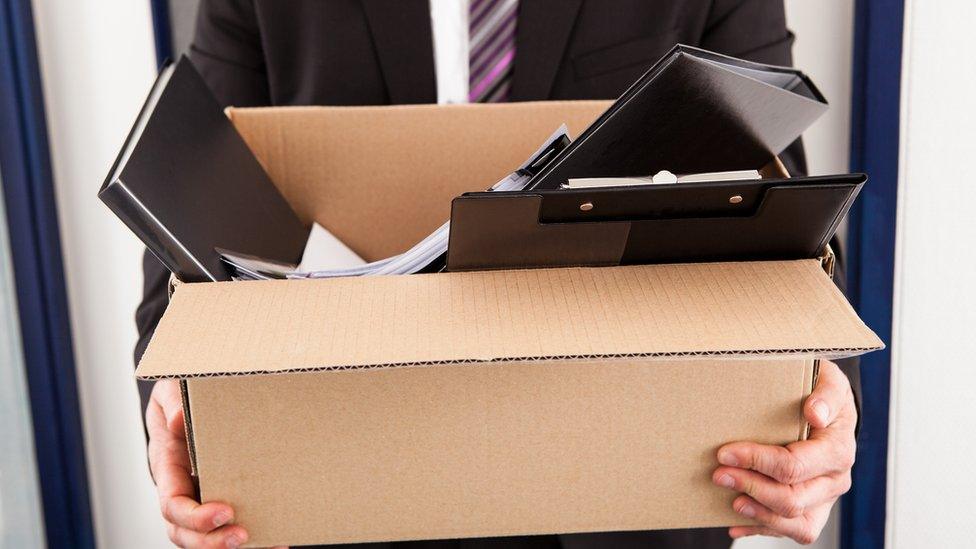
[0,173,46,548]
[887,1,976,547]
[30,0,855,547]
[785,0,854,177]
[31,1,171,547]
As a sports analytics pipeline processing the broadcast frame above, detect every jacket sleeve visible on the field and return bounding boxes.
[134,0,272,418]
[698,0,862,431]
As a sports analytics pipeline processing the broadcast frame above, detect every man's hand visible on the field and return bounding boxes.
[711,360,856,545]
[147,380,250,548]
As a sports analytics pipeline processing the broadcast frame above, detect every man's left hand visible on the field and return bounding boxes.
[711,360,857,545]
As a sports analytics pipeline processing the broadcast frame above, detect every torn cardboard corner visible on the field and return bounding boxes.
[136,101,882,547]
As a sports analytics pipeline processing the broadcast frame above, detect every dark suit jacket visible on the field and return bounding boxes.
[135,1,859,547]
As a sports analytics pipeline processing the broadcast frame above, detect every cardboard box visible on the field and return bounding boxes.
[137,101,883,547]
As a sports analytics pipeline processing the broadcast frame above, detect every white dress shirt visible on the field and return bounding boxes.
[430,0,470,104]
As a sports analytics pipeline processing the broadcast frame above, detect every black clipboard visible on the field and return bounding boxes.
[446,174,866,272]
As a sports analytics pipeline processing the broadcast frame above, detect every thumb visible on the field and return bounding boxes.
[804,361,852,430]
[165,398,185,435]
[152,380,186,434]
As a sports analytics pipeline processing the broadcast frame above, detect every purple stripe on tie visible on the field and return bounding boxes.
[469,44,513,90]
[470,0,496,26]
[470,0,502,30]
[470,24,515,80]
[469,49,515,101]
[470,9,517,63]
[472,66,513,103]
[485,79,511,102]
[471,0,492,12]
[470,0,516,50]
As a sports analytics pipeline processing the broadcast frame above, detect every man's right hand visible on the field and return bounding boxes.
[147,379,249,548]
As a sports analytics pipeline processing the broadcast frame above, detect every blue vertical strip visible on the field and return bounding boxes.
[0,1,95,548]
[149,0,174,68]
[844,0,904,548]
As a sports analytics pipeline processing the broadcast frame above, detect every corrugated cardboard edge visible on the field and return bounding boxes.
[179,379,199,476]
[223,101,611,121]
[139,259,884,380]
[138,347,880,381]
[802,360,821,441]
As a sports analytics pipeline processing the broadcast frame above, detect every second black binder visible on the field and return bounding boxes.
[524,45,830,191]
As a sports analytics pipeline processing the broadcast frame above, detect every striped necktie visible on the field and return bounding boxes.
[469,0,519,103]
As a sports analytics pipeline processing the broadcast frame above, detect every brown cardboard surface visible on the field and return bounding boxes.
[226,101,610,261]
[188,358,815,547]
[137,259,881,380]
[135,101,883,546]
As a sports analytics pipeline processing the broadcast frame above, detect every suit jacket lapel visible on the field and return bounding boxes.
[511,0,583,101]
[361,0,437,104]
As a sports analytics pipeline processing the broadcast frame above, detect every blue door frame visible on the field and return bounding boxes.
[843,0,905,547]
[0,1,95,547]
[149,0,173,67]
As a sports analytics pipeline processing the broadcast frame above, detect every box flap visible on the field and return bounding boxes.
[137,260,882,379]
[226,101,610,261]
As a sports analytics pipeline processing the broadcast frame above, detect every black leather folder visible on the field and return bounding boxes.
[525,45,829,191]
[99,56,308,282]
[446,174,866,272]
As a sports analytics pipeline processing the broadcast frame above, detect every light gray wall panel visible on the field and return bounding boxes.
[0,170,46,548]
